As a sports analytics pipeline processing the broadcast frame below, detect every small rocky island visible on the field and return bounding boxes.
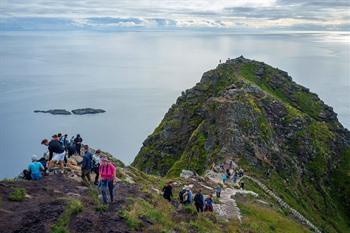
[34,108,106,115]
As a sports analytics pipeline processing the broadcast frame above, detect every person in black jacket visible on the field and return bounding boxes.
[194,189,204,213]
[74,134,83,155]
[43,135,65,172]
[162,182,173,202]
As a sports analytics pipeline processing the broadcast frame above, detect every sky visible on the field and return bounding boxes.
[0,0,349,31]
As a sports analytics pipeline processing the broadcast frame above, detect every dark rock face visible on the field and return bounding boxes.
[132,56,350,232]
[34,109,71,115]
[71,108,106,115]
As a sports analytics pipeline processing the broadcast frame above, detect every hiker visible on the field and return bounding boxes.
[226,168,231,178]
[179,187,187,204]
[194,189,204,212]
[41,139,50,160]
[204,194,214,212]
[239,168,244,177]
[222,174,227,184]
[99,156,117,204]
[74,134,83,155]
[92,149,101,185]
[58,133,63,145]
[240,180,245,190]
[215,185,222,198]
[233,172,238,184]
[183,188,193,205]
[62,134,68,149]
[80,145,93,186]
[28,155,44,180]
[162,182,173,202]
[46,135,65,172]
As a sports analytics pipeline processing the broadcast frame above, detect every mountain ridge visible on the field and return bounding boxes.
[132,56,350,233]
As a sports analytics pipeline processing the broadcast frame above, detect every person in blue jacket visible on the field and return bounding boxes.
[28,155,44,180]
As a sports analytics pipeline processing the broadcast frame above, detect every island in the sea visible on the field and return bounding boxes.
[34,108,106,115]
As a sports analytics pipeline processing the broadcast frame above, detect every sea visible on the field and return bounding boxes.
[0,30,349,178]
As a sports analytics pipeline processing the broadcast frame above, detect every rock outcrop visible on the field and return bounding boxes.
[34,109,71,115]
[71,108,106,115]
[133,56,350,233]
[34,108,106,115]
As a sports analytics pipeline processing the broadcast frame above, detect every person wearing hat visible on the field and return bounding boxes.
[28,155,44,180]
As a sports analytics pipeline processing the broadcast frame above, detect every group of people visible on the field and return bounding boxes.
[162,183,214,213]
[221,167,245,189]
[24,133,118,204]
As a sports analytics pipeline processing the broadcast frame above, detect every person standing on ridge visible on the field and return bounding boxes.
[99,156,116,204]
[46,135,65,172]
[80,145,93,186]
[28,155,44,180]
[194,189,204,213]
[74,134,83,155]
[162,182,173,202]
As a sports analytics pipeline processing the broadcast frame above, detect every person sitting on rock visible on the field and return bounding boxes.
[99,156,117,204]
[204,194,214,212]
[80,145,93,186]
[28,155,44,180]
[162,182,173,202]
[194,189,204,213]
[215,185,222,198]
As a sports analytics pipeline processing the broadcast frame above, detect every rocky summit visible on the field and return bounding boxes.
[133,56,350,232]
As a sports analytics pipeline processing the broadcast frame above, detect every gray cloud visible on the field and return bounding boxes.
[0,0,349,30]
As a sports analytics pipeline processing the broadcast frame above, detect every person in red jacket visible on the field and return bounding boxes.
[99,157,116,204]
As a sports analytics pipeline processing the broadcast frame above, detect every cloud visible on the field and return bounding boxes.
[0,0,349,31]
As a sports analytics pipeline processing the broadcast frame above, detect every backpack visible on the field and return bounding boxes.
[179,190,186,202]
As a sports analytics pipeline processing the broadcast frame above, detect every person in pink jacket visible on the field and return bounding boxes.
[99,157,116,204]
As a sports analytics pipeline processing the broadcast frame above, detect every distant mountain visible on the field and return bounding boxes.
[132,56,350,232]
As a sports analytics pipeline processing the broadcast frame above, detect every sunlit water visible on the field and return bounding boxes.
[0,31,349,178]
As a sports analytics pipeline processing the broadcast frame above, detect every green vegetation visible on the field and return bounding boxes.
[331,148,350,228]
[8,188,26,202]
[51,199,83,233]
[167,123,208,177]
[294,92,321,119]
[238,200,311,233]
[89,187,108,212]
[119,198,177,232]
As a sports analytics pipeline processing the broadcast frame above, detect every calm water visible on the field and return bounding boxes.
[0,31,349,178]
